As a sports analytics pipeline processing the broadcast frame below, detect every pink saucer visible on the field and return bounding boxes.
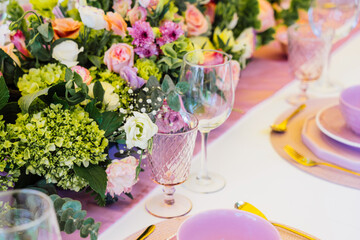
[316,105,360,148]
[177,209,281,240]
[302,115,360,172]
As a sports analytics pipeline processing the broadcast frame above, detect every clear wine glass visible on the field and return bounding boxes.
[179,49,235,193]
[308,0,360,94]
[145,112,198,218]
[0,189,61,240]
[287,23,330,105]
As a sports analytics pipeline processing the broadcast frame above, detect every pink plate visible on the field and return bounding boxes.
[316,105,360,148]
[302,115,360,172]
[177,209,281,240]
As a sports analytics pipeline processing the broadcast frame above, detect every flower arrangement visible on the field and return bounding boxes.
[0,0,305,238]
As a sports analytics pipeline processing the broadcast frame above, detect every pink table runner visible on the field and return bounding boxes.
[60,26,360,239]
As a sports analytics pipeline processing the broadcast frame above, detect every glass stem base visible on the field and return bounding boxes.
[183,172,225,193]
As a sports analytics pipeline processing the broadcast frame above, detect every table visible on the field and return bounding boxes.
[99,32,360,240]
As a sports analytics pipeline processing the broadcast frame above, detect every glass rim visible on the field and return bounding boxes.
[155,112,199,136]
[183,49,233,68]
[0,189,54,234]
[288,23,329,41]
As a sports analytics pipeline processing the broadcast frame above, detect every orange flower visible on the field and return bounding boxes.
[52,18,82,40]
[185,4,208,37]
[1,43,21,66]
[104,12,127,37]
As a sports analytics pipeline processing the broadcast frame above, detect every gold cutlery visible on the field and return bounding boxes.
[284,145,360,176]
[271,104,306,133]
[235,201,317,240]
[136,225,155,240]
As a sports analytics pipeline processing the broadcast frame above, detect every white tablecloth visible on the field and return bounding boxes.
[100,32,360,240]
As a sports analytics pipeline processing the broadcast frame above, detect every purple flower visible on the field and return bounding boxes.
[134,43,159,58]
[155,103,189,134]
[120,66,146,89]
[157,21,184,46]
[128,20,155,46]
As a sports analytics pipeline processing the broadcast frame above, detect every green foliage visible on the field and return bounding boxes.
[256,27,275,46]
[0,48,24,88]
[74,164,107,199]
[0,77,9,111]
[147,0,171,27]
[277,0,312,26]
[215,0,260,38]
[135,59,162,81]
[86,0,112,12]
[51,194,101,239]
[6,0,26,34]
[161,75,189,111]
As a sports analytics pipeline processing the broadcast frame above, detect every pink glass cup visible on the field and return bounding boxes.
[145,112,198,218]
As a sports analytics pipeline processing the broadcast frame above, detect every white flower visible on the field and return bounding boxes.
[78,6,107,30]
[88,82,120,111]
[232,28,256,60]
[0,21,11,46]
[52,40,83,67]
[227,13,239,30]
[124,112,158,149]
[138,0,150,8]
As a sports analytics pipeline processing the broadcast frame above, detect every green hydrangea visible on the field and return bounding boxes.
[8,104,108,191]
[134,59,162,81]
[0,116,21,191]
[89,67,134,111]
[17,63,66,95]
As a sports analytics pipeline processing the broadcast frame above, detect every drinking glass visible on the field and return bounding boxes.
[287,23,330,105]
[0,189,61,240]
[179,49,235,193]
[308,0,360,93]
[145,112,198,218]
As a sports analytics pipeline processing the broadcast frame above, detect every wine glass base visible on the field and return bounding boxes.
[145,194,192,219]
[286,94,308,106]
[308,81,343,95]
[183,172,226,193]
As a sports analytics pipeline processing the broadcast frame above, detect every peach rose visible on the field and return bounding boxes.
[113,0,132,17]
[104,12,127,37]
[71,66,92,85]
[185,4,208,37]
[202,51,224,66]
[104,43,134,74]
[1,43,21,66]
[257,0,276,33]
[127,6,147,26]
[105,157,139,197]
[52,18,82,40]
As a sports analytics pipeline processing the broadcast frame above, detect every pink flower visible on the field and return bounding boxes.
[230,60,241,87]
[157,21,184,46]
[257,0,276,33]
[105,157,139,197]
[155,102,189,134]
[127,6,147,26]
[120,66,146,89]
[202,51,224,66]
[71,66,92,85]
[10,30,30,58]
[185,4,208,37]
[204,2,216,24]
[104,12,127,37]
[104,43,134,74]
[134,43,159,58]
[113,0,132,17]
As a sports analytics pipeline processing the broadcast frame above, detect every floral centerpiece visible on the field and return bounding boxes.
[0,0,304,238]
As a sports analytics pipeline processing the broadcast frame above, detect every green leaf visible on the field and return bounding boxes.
[0,76,9,110]
[167,91,180,111]
[85,99,102,125]
[18,87,49,112]
[175,82,190,95]
[93,81,104,103]
[64,218,77,234]
[0,102,20,123]
[61,208,75,222]
[99,111,124,137]
[62,200,82,212]
[65,68,73,82]
[73,164,107,199]
[162,45,177,58]
[161,75,175,94]
[146,76,160,89]
[88,55,102,68]
[37,23,54,42]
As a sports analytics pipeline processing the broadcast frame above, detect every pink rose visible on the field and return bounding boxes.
[104,12,127,37]
[105,157,139,197]
[204,2,216,24]
[104,43,134,74]
[230,60,241,87]
[185,4,208,37]
[113,0,132,17]
[127,6,147,26]
[202,51,224,66]
[71,66,92,85]
[10,30,30,58]
[257,0,276,33]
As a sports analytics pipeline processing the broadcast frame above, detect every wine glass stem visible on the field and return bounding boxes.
[197,131,210,181]
[320,37,333,87]
[163,186,175,205]
[300,81,308,98]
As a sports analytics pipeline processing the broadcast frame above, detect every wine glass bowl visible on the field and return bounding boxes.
[180,49,235,193]
[145,112,198,218]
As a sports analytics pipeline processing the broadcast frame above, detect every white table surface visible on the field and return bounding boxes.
[100,32,360,240]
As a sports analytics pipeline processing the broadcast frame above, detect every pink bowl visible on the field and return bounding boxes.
[340,85,360,135]
[177,209,281,240]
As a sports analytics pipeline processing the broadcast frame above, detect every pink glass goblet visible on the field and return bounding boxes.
[145,112,198,218]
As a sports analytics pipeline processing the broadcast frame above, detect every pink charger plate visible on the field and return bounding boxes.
[177,209,281,240]
[302,115,360,172]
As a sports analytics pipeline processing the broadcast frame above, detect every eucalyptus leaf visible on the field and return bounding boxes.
[167,91,180,111]
[161,75,175,94]
[175,82,190,95]
[146,76,160,89]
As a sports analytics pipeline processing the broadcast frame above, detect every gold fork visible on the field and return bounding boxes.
[284,145,360,176]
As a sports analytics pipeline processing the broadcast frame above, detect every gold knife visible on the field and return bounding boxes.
[136,225,155,240]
